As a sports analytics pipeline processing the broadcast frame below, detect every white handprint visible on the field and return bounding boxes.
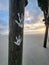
[15,13,24,28]
[14,35,22,46]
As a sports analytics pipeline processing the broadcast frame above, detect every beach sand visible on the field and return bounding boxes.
[0,35,8,65]
[23,34,49,65]
[0,34,49,65]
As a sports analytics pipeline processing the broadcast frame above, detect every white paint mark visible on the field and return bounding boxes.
[15,20,23,28]
[15,13,24,28]
[14,35,22,46]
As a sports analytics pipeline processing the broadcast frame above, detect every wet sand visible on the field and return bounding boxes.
[23,34,49,65]
[0,34,49,65]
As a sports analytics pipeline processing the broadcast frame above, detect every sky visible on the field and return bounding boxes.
[24,0,45,34]
[0,0,46,35]
[0,0,9,35]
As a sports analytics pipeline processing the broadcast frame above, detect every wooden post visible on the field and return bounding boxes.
[48,0,49,17]
[43,0,49,48]
[9,0,25,65]
[43,26,48,48]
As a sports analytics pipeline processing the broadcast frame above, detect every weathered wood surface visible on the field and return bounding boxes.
[9,0,25,65]
[43,0,49,48]
[38,0,49,48]
[43,26,48,48]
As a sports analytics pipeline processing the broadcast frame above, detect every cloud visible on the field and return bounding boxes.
[24,7,44,24]
[24,0,45,34]
[0,29,9,35]
[24,21,45,29]
[0,0,9,36]
[24,10,36,24]
[0,24,5,29]
[0,24,8,35]
[24,9,45,34]
[0,0,9,35]
[24,22,45,34]
[24,26,45,34]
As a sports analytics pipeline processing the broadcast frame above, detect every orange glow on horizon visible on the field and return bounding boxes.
[38,28,45,33]
[24,27,45,34]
